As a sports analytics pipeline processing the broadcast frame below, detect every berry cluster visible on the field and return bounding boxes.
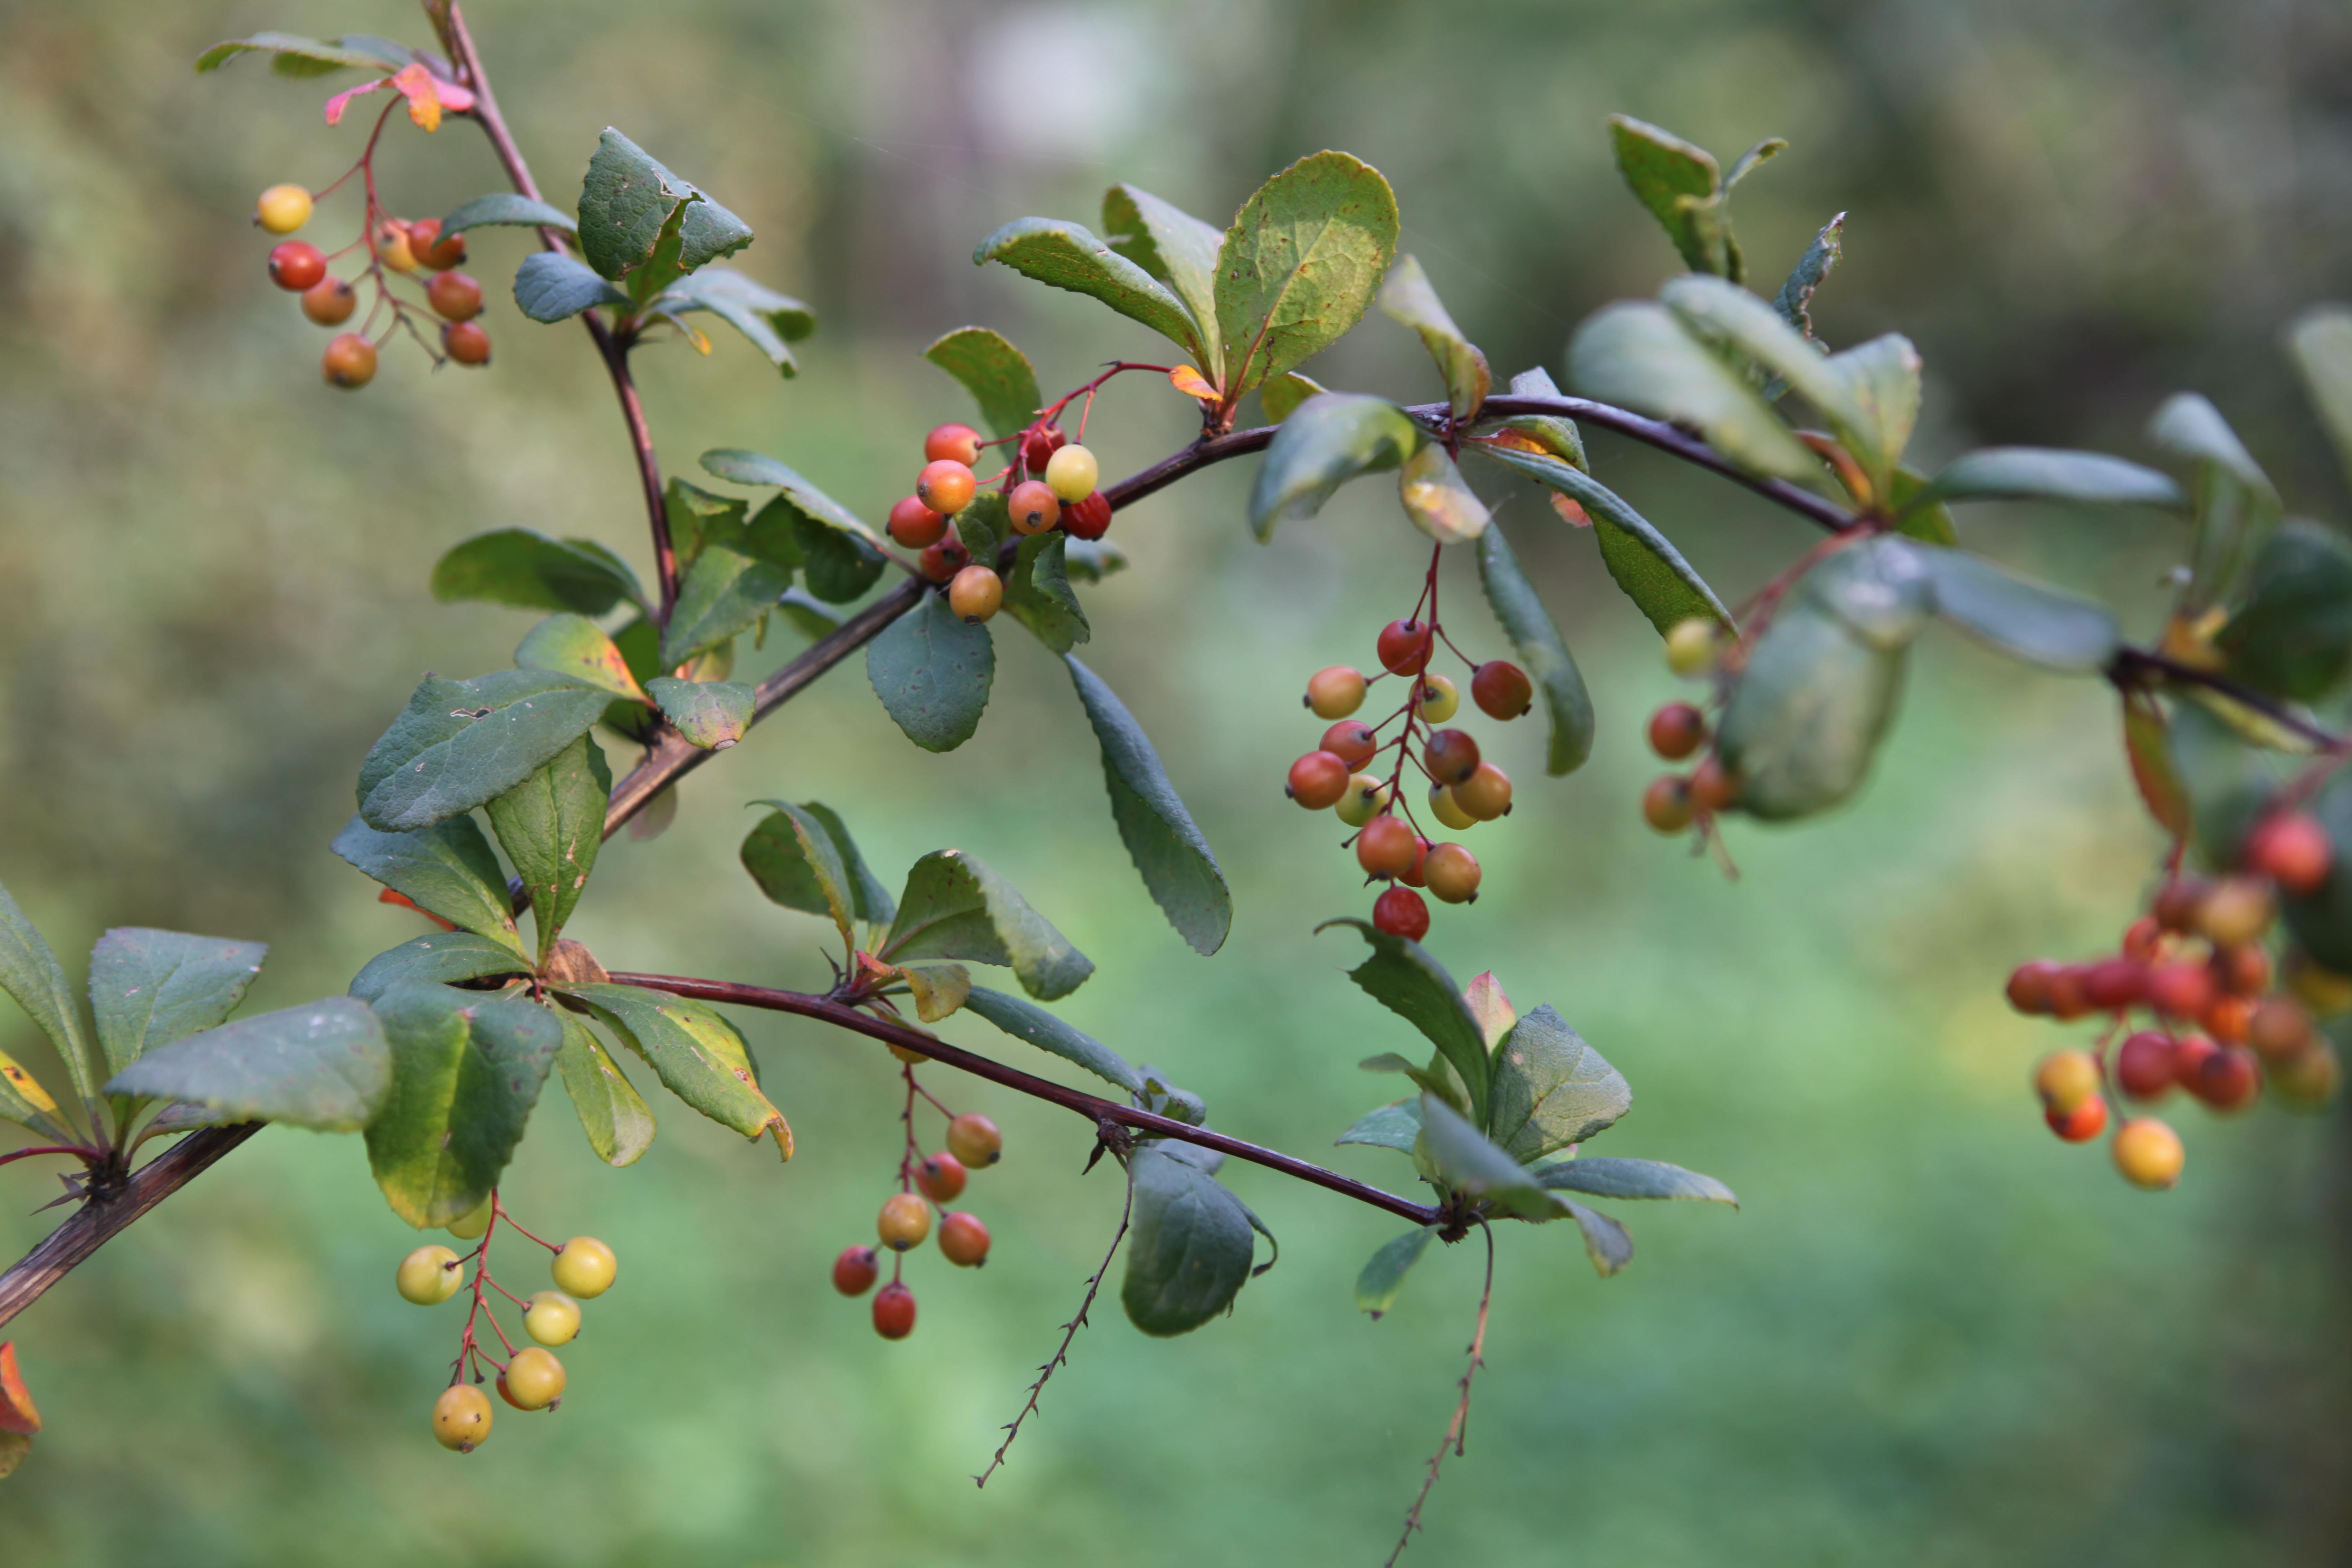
[830,1062,1002,1341]
[886,417,1116,619]
[1287,557,1530,940]
[394,1193,612,1453]
[1640,619,1742,836]
[2009,811,2344,1189]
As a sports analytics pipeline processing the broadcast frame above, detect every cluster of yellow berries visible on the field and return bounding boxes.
[397,1222,615,1454]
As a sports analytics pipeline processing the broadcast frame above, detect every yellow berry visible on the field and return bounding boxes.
[1305,666,1368,720]
[1665,617,1719,676]
[551,1237,617,1298]
[498,1347,566,1411]
[1044,444,1099,502]
[1411,673,1459,723]
[2033,1049,2102,1114]
[522,1290,581,1347]
[1335,774,1392,828]
[946,1112,1002,1167]
[375,218,418,273]
[396,1244,464,1305]
[255,183,313,235]
[446,1197,492,1240]
[878,1191,933,1251]
[948,565,1003,623]
[2112,1117,2184,1190]
[2194,878,2275,948]
[432,1384,493,1452]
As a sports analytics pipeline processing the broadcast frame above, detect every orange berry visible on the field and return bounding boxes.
[1355,815,1419,879]
[916,460,977,515]
[888,495,949,549]
[938,1210,990,1266]
[1424,843,1481,904]
[948,565,1003,622]
[441,320,492,366]
[2034,1049,2101,1114]
[1287,751,1351,810]
[2112,1117,2184,1189]
[2045,1093,2108,1142]
[917,1152,967,1203]
[1006,480,1060,536]
[925,423,984,465]
[946,1113,1001,1168]
[322,333,377,389]
[301,276,356,326]
[426,270,483,322]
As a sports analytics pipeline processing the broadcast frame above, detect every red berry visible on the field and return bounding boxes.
[2190,1045,2259,1111]
[1372,886,1430,940]
[917,1152,967,1203]
[1006,480,1062,536]
[1321,721,1379,769]
[1376,620,1434,676]
[2171,1033,2219,1091]
[2045,1094,2108,1142]
[2147,962,2216,1020]
[1063,490,1113,539]
[426,270,483,322]
[872,1282,916,1340]
[322,333,377,389]
[441,320,491,366]
[938,1211,990,1267]
[919,537,971,583]
[916,460,977,515]
[1642,775,1694,834]
[1648,702,1706,760]
[2248,812,2332,895]
[2215,944,2272,996]
[1356,815,1419,877]
[1020,424,1066,475]
[2121,916,2163,962]
[1688,755,1740,814]
[832,1245,879,1296]
[407,217,467,270]
[1288,751,1351,810]
[925,423,984,466]
[1470,660,1533,720]
[888,495,949,549]
[1397,835,1434,889]
[2080,959,2146,1011]
[2115,1032,2177,1101]
[268,240,326,291]
[2004,961,2059,1015]
[1422,728,1480,785]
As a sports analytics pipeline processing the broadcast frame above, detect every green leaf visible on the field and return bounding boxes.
[1485,1006,1631,1163]
[1336,1098,1423,1153]
[104,995,389,1133]
[2215,520,2352,701]
[1317,919,1488,1124]
[1260,372,1328,424]
[2122,691,2193,838]
[430,529,645,616]
[196,32,405,74]
[2288,306,2352,493]
[513,252,632,323]
[645,677,754,750]
[1247,393,1423,540]
[363,984,564,1225]
[1397,443,1491,545]
[974,217,1203,360]
[556,983,790,1155]
[1122,1143,1261,1336]
[1380,255,1491,420]
[1416,1095,1563,1221]
[1567,301,1817,481]
[514,614,649,702]
[1359,1052,1467,1114]
[88,930,267,1082]
[2166,699,2284,872]
[1608,115,1726,275]
[2149,392,2276,510]
[1065,656,1231,956]
[1910,448,2187,512]
[696,451,882,566]
[1774,213,1844,338]
[879,850,1093,1001]
[1356,1226,1440,1318]
[1214,151,1400,394]
[1061,539,1130,583]
[1476,444,1733,632]
[1103,183,1226,382]
[439,193,578,238]
[866,592,995,753]
[483,734,609,964]
[1714,600,1906,821]
[348,932,529,1004]
[554,1011,653,1168]
[949,493,1008,577]
[1004,534,1090,654]
[1804,536,1934,651]
[331,815,528,962]
[661,546,791,669]
[649,268,814,376]
[1885,466,1957,546]
[357,671,609,833]
[664,477,749,570]
[797,520,888,604]
[0,881,95,1112]
[2153,393,2281,613]
[1561,1198,1635,1276]
[1916,547,2120,673]
[890,962,970,1024]
[776,587,844,640]
[0,1042,65,1139]
[1536,1157,1737,1205]
[740,802,895,926]
[921,328,1042,440]
[577,127,753,286]
[1485,367,1589,470]
[960,985,1143,1093]
[1475,523,1595,775]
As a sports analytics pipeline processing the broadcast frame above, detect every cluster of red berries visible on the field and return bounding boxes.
[255,182,490,388]
[831,1109,1002,1340]
[1640,619,1742,834]
[2010,810,2345,1189]
[885,421,1116,620]
[395,1194,613,1453]
[1288,609,1531,941]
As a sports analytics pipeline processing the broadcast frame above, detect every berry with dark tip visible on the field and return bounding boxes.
[1471,660,1533,720]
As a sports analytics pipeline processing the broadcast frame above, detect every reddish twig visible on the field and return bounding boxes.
[1385,1218,1495,1567]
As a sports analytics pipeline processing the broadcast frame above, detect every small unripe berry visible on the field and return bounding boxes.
[917,1152,968,1203]
[832,1245,879,1297]
[1336,774,1392,828]
[1305,666,1368,720]
[2248,997,2315,1063]
[949,565,1003,622]
[1355,815,1419,878]
[2146,962,2216,1021]
[2189,1045,2259,1111]
[916,459,977,515]
[375,219,418,273]
[2004,961,2059,1015]
[1648,702,1707,761]
[1044,444,1099,501]
[446,1197,493,1240]
[1642,775,1694,833]
[442,320,492,366]
[2153,878,2209,934]
[426,270,483,322]
[323,333,378,389]
[498,1347,565,1411]
[1454,762,1511,821]
[1424,729,1480,786]
[2115,1032,2177,1101]
[2045,1094,2107,1142]
[396,1245,464,1305]
[2194,877,2275,948]
[255,183,312,235]
[888,495,949,549]
[1372,886,1430,940]
[1321,721,1379,770]
[1688,755,1739,814]
[1424,843,1481,904]
[938,1210,991,1266]
[1470,660,1532,720]
[1664,618,1718,676]
[1287,750,1351,810]
[522,1291,581,1346]
[268,240,326,291]
[2247,812,2332,895]
[2080,959,2146,1011]
[1412,674,1459,723]
[406,217,466,270]
[924,423,984,466]
[878,1192,933,1251]
[2288,953,2352,1015]
[1424,784,1473,830]
[947,1112,1002,1167]
[2270,1041,2342,1109]
[301,276,356,326]
[2112,1117,2184,1189]
[2035,1049,2102,1114]
[1020,424,1066,475]
[872,1281,917,1339]
[1376,619,1434,676]
[551,1237,617,1298]
[433,1384,493,1452]
[1063,490,1114,539]
[1006,480,1061,535]
[919,537,971,583]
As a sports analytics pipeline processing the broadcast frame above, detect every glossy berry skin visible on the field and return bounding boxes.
[2034,1049,2101,1114]
[1321,721,1379,770]
[268,241,326,291]
[1424,729,1480,786]
[446,1197,493,1240]
[1006,480,1061,535]
[1425,843,1481,904]
[1397,836,1433,890]
[1413,674,1459,723]
[2004,961,2059,1015]
[2080,959,2146,1011]
[2112,1117,2184,1190]
[2045,1094,2108,1142]
[1335,774,1392,828]
[433,1384,493,1452]
[2146,962,2216,1021]
[919,537,971,583]
[1455,762,1511,821]
[442,321,491,366]
[255,183,312,235]
[1372,886,1430,940]
[1688,756,1739,813]
[1664,618,1718,676]
[1287,750,1351,810]
[397,1245,464,1305]
[522,1291,581,1346]
[947,1112,1003,1167]
[406,217,467,270]
[498,1347,565,1411]
[1428,784,1477,831]
[2115,1032,2177,1101]
[551,1237,617,1299]
[2189,1045,2259,1112]
[924,423,983,466]
[878,1192,933,1251]
[916,460,977,515]
[888,495,949,549]
[917,1152,968,1203]
[1305,666,1368,720]
[2249,998,2314,1063]
[1470,660,1533,720]
[1376,619,1434,676]
[1642,775,1694,833]
[300,276,356,326]
[2248,812,2332,894]
[1356,815,1420,878]
[832,1246,879,1297]
[949,565,1003,622]
[323,333,377,389]
[426,270,483,322]
[938,1210,991,1267]
[375,219,418,273]
[1063,490,1114,539]
[1044,444,1099,502]
[1648,703,1707,761]
[872,1282,917,1340]
[1020,424,1066,475]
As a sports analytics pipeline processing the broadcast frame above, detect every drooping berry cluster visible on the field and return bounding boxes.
[394,1192,611,1453]
[886,414,1117,620]
[830,1061,1001,1340]
[1640,618,1743,837]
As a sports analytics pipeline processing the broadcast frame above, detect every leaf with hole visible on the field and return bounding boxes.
[1066,655,1230,956]
[879,850,1093,1001]
[106,994,390,1134]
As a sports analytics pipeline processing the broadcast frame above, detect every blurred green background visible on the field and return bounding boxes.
[4,0,2352,1562]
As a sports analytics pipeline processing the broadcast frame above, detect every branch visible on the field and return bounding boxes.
[2107,645,2345,750]
[604,971,1442,1227]
[1385,1217,1495,1567]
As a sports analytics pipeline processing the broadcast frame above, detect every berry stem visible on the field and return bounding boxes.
[1384,1217,1495,1568]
